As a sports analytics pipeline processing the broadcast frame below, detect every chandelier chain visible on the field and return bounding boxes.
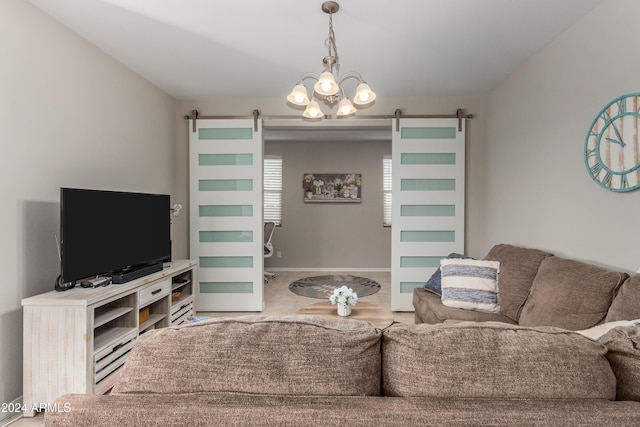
[326,11,340,74]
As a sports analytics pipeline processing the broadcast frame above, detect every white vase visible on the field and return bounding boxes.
[337,304,352,316]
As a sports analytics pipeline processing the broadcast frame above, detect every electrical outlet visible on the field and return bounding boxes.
[277,251,282,258]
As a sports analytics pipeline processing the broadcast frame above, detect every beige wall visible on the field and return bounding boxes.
[173,96,485,266]
[0,0,175,410]
[265,139,392,269]
[484,0,640,273]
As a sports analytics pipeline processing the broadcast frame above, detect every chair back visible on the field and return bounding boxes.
[264,221,276,245]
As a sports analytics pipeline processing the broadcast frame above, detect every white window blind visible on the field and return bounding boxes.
[264,156,282,225]
[383,155,392,226]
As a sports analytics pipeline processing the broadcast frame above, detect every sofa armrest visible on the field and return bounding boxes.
[413,288,515,324]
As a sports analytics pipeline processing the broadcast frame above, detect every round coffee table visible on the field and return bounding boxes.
[296,301,394,329]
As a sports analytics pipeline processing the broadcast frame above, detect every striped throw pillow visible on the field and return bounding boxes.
[424,253,473,295]
[440,259,500,313]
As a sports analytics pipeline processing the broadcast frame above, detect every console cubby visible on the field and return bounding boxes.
[138,296,169,333]
[171,270,194,326]
[93,328,137,394]
[91,292,138,393]
[22,260,196,417]
[93,293,137,348]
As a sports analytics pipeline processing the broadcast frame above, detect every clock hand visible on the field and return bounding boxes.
[609,123,627,147]
[605,137,627,148]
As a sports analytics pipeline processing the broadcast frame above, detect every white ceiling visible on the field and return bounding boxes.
[28,0,603,102]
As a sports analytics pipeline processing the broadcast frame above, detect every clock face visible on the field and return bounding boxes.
[585,93,640,192]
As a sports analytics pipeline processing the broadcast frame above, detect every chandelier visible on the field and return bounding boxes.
[286,1,376,119]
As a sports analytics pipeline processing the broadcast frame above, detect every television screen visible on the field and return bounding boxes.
[60,187,171,284]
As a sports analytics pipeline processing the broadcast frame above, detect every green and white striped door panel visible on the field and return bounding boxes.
[391,118,465,311]
[189,119,264,311]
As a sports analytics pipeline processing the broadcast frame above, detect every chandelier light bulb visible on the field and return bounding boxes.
[314,71,339,97]
[286,84,310,106]
[337,97,356,117]
[303,100,323,119]
[353,83,376,106]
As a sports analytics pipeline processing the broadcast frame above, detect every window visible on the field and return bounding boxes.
[383,156,392,226]
[264,156,282,225]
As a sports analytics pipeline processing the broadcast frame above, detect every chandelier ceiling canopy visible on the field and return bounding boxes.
[286,1,376,120]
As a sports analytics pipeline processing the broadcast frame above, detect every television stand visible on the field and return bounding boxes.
[22,259,197,417]
[111,262,163,284]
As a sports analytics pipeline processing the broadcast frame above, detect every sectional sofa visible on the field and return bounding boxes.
[413,244,640,329]
[46,315,640,426]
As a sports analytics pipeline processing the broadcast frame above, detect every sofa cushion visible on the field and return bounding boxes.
[599,326,640,401]
[47,393,640,427]
[440,259,500,313]
[606,274,640,322]
[424,253,472,295]
[484,244,553,321]
[381,322,616,400]
[413,288,515,324]
[518,256,628,330]
[112,315,382,396]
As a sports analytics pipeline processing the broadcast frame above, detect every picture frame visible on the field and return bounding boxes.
[302,173,362,203]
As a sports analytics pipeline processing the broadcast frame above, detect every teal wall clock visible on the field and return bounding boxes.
[585,93,640,192]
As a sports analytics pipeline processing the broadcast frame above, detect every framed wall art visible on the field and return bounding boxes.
[302,173,362,203]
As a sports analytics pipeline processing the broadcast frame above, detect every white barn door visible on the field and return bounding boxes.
[391,118,465,311]
[189,119,264,311]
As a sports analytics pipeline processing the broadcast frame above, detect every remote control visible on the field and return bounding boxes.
[80,277,112,288]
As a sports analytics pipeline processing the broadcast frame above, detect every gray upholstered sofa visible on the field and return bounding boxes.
[413,244,640,329]
[46,315,640,426]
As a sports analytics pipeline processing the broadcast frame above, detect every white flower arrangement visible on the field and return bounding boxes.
[171,203,183,217]
[170,203,182,225]
[329,286,358,307]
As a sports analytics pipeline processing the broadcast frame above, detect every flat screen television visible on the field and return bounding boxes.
[59,187,171,286]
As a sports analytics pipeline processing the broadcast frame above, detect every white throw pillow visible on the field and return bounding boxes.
[440,259,500,313]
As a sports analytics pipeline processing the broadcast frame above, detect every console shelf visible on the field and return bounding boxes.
[172,279,191,291]
[94,326,138,353]
[94,307,134,329]
[22,259,197,417]
[139,314,167,332]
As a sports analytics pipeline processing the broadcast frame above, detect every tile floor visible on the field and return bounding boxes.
[200,270,415,324]
[4,271,415,426]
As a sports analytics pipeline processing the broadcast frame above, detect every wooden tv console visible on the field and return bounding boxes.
[21,259,197,417]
